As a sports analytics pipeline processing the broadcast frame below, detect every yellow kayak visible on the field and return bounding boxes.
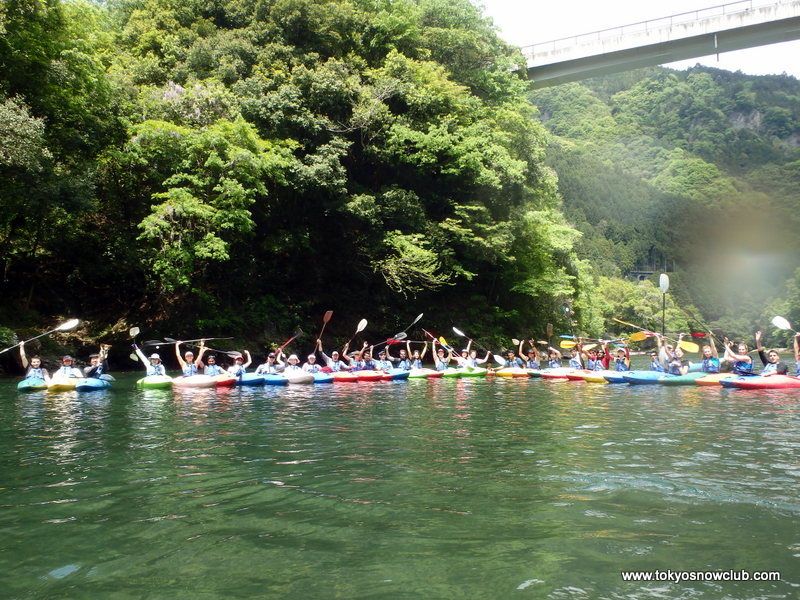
[47,377,78,391]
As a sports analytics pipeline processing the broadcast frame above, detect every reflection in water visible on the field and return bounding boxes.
[0,374,797,599]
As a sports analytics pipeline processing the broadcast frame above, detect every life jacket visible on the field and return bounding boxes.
[25,367,45,379]
[568,357,582,369]
[649,360,664,372]
[701,357,719,373]
[183,363,198,376]
[614,358,628,372]
[732,360,752,375]
[761,362,777,375]
[525,359,539,369]
[147,363,165,376]
[434,358,448,371]
[205,364,224,376]
[398,358,411,370]
[303,363,322,373]
[586,358,602,371]
[547,358,561,369]
[329,360,346,372]
[411,358,422,369]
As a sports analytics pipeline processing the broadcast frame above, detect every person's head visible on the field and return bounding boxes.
[527,349,537,358]
[149,353,161,363]
[206,355,217,365]
[61,355,74,366]
[30,356,42,368]
[587,349,597,358]
[461,348,468,358]
[649,351,658,362]
[399,349,407,359]
[737,342,748,354]
[437,348,445,357]
[506,350,515,359]
[549,348,559,359]
[616,348,626,358]
[702,345,712,358]
[233,354,244,363]
[307,354,316,363]
[665,344,673,354]
[363,351,372,360]
[267,352,276,362]
[412,349,420,359]
[767,349,780,364]
[331,350,340,360]
[570,348,578,357]
[378,350,386,360]
[596,349,605,359]
[89,353,100,365]
[288,354,299,364]
[469,349,478,358]
[675,347,684,359]
[184,351,194,361]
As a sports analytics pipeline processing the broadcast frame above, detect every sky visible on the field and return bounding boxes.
[476,0,800,78]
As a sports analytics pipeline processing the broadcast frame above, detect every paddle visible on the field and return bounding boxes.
[345,319,368,348]
[402,313,424,333]
[278,328,304,351]
[128,326,141,362]
[317,310,333,340]
[613,318,699,353]
[0,318,80,355]
[164,336,233,344]
[772,315,798,334]
[452,326,491,354]
[373,331,408,348]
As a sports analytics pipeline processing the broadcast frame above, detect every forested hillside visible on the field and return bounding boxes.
[1,0,799,357]
[530,66,800,345]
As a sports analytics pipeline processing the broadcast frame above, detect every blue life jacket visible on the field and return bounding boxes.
[701,357,719,373]
[568,357,582,369]
[329,360,346,372]
[205,364,224,376]
[732,360,752,375]
[398,358,411,370]
[411,358,422,369]
[183,363,198,376]
[761,362,777,375]
[435,358,448,371]
[614,358,628,372]
[25,367,45,379]
[147,363,165,376]
[376,359,393,370]
[586,358,602,371]
[525,359,539,369]
[650,360,664,372]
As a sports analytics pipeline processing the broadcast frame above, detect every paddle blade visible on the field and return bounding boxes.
[771,316,792,331]
[394,332,408,341]
[546,323,553,339]
[679,340,700,353]
[129,352,139,362]
[438,336,450,349]
[559,340,577,349]
[511,338,520,346]
[583,343,597,352]
[323,310,333,323]
[629,331,648,342]
[690,332,707,338]
[493,354,506,366]
[452,326,466,337]
[58,318,80,331]
[411,313,423,326]
[356,319,367,333]
[129,326,140,338]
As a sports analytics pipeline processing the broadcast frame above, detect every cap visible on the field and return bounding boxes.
[233,354,243,361]
[149,353,161,360]
[378,350,386,355]
[268,353,276,358]
[461,348,468,353]
[526,349,535,354]
[62,355,73,361]
[184,351,194,356]
[89,353,99,358]
[307,354,316,360]
[331,350,340,356]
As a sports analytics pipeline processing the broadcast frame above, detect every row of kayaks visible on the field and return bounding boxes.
[531,368,800,389]
[21,367,800,391]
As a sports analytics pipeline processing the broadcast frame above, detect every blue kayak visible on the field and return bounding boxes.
[382,368,410,380]
[719,374,758,388]
[624,370,671,385]
[17,377,47,392]
[235,373,265,386]
[75,378,112,392]
[262,374,288,386]
[312,372,335,383]
[603,371,629,383]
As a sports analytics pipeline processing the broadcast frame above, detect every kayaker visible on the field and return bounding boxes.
[584,348,604,371]
[19,342,50,383]
[667,344,689,376]
[175,341,203,376]
[754,331,788,375]
[355,342,376,370]
[385,346,411,370]
[407,341,427,369]
[432,341,451,371]
[228,350,252,377]
[647,350,664,372]
[567,344,583,369]
[469,348,491,367]
[700,333,720,373]
[520,340,541,369]
[83,345,110,379]
[320,346,349,372]
[374,349,393,371]
[545,347,563,369]
[723,337,753,375]
[302,353,324,373]
[795,333,800,375]
[53,355,83,379]
[204,354,226,376]
[133,344,166,375]
[255,352,284,374]
[612,346,630,371]
[283,353,303,372]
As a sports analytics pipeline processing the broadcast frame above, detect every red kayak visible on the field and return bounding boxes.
[332,371,359,383]
[352,370,384,382]
[729,375,800,390]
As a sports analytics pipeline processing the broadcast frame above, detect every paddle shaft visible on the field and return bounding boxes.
[0,319,79,355]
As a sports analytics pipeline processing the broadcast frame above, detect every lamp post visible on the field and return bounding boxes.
[659,273,670,336]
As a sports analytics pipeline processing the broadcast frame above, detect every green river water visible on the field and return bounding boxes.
[1,370,798,599]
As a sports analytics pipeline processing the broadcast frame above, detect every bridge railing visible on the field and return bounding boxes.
[521,0,778,57]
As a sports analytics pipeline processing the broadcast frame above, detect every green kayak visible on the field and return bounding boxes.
[658,372,707,386]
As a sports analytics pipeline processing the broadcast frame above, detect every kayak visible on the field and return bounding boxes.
[213,374,237,387]
[235,373,265,386]
[173,375,217,388]
[441,368,463,378]
[658,372,707,385]
[564,369,594,381]
[47,378,78,391]
[312,372,335,384]
[729,374,800,390]
[494,368,530,378]
[262,374,289,386]
[353,370,384,382]
[720,375,757,388]
[538,368,576,380]
[408,368,443,379]
[332,371,359,383]
[582,370,613,383]
[695,373,743,386]
[283,370,314,384]
[380,368,410,381]
[623,370,670,385]
[603,371,629,384]
[526,369,542,378]
[17,377,47,392]
[75,378,112,391]
[461,367,488,377]
[137,375,173,389]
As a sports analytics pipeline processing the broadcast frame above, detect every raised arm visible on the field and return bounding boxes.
[241,349,252,369]
[175,341,187,369]
[19,342,28,369]
[794,332,800,362]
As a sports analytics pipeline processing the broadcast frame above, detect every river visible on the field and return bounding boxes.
[1,371,797,599]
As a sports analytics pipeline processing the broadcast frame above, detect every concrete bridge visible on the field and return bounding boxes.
[523,0,800,88]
